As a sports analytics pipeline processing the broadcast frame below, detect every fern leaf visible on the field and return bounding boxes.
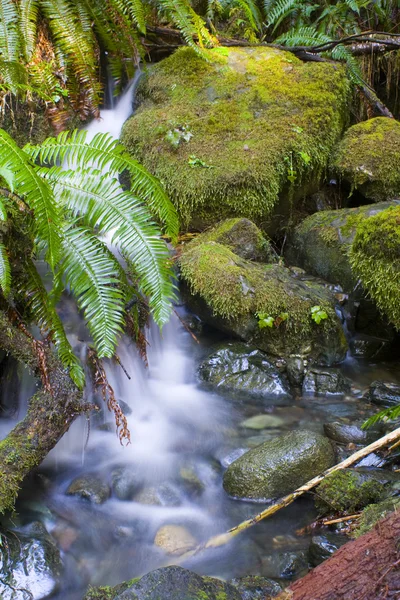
[115,0,146,34]
[233,0,263,31]
[0,242,11,296]
[0,0,21,62]
[0,129,61,268]
[157,0,212,51]
[19,0,39,60]
[363,404,400,429]
[266,0,299,30]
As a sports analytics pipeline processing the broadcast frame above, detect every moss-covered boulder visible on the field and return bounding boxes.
[315,470,387,514]
[349,205,400,328]
[353,498,400,538]
[121,46,349,228]
[286,202,397,291]
[333,117,400,201]
[223,430,335,500]
[180,240,347,364]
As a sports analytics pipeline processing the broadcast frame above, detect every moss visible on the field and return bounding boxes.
[353,498,400,538]
[83,578,141,600]
[122,46,350,228]
[349,205,400,328]
[333,117,400,201]
[316,470,386,515]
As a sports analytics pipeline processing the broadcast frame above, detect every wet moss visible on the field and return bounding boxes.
[122,46,350,228]
[333,117,400,201]
[353,498,400,538]
[316,470,386,515]
[349,205,400,328]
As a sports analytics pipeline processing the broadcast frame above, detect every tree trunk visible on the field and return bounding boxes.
[0,310,84,513]
[276,510,400,600]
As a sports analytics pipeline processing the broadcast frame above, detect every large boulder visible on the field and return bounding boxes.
[121,47,349,229]
[197,342,290,400]
[223,430,335,500]
[180,240,347,364]
[332,117,400,202]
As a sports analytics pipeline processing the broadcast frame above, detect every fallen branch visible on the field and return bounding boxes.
[183,426,400,557]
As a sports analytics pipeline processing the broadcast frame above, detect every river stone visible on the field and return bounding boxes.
[182,242,347,365]
[240,414,285,430]
[230,575,282,599]
[66,474,111,504]
[154,525,196,556]
[302,368,351,396]
[197,342,290,400]
[365,381,400,407]
[309,533,348,567]
[178,464,205,497]
[112,466,140,500]
[223,430,335,500]
[219,447,249,468]
[133,483,181,506]
[0,522,62,600]
[260,550,308,580]
[115,566,242,600]
[323,422,379,445]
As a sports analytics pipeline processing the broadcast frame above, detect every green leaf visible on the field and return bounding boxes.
[0,242,11,296]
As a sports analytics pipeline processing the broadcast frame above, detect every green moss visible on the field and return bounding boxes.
[353,498,400,538]
[333,117,400,201]
[83,577,141,600]
[349,205,400,328]
[122,46,350,228]
[316,470,386,515]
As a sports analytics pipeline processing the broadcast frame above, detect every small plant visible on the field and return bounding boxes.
[256,312,289,329]
[311,305,328,324]
[298,151,311,166]
[284,152,297,183]
[165,126,193,149]
[188,155,213,168]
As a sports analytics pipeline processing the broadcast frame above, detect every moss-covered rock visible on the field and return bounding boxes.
[180,240,347,364]
[349,205,400,328]
[223,430,335,500]
[315,470,387,514]
[121,46,349,229]
[286,202,397,291]
[333,117,400,201]
[353,498,400,538]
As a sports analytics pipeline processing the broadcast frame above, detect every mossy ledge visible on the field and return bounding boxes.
[333,117,400,201]
[121,46,350,228]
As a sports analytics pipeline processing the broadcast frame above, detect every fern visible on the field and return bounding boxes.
[363,404,400,429]
[266,0,300,30]
[115,0,146,34]
[19,0,39,61]
[0,241,11,296]
[0,0,21,63]
[157,0,213,51]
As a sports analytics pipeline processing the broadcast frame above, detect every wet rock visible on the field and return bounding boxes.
[133,483,181,506]
[218,447,249,468]
[260,550,308,580]
[349,334,398,361]
[365,381,400,408]
[111,466,140,500]
[302,368,351,396]
[0,522,62,600]
[66,474,111,504]
[223,430,335,500]
[309,533,348,567]
[286,356,306,387]
[154,525,196,556]
[230,575,282,599]
[178,465,205,497]
[114,565,242,600]
[315,469,387,514]
[197,342,290,400]
[240,414,285,430]
[323,422,379,445]
[355,452,386,468]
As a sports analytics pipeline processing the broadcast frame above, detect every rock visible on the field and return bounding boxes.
[223,430,335,500]
[178,465,205,496]
[323,422,379,445]
[349,334,399,360]
[0,522,62,600]
[187,218,277,262]
[229,575,282,599]
[197,342,290,400]
[114,566,242,600]
[286,202,396,292]
[219,447,249,468]
[286,356,306,387]
[309,533,348,567]
[315,469,387,514]
[112,466,139,500]
[240,414,285,429]
[66,474,110,504]
[181,242,347,365]
[260,550,308,580]
[121,47,349,230]
[133,483,181,506]
[332,117,400,202]
[365,380,400,408]
[154,525,196,556]
[302,368,351,396]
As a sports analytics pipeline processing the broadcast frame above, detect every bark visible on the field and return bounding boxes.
[275,510,400,600]
[0,310,85,513]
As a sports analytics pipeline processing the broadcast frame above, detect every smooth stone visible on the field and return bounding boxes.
[66,475,111,504]
[365,381,400,407]
[154,525,196,556]
[134,484,181,507]
[178,465,205,497]
[223,430,335,500]
[302,368,351,396]
[240,414,285,430]
[111,466,140,501]
[323,422,379,445]
[260,550,308,580]
[309,533,348,567]
[230,575,282,599]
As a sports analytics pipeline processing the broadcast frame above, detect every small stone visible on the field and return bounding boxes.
[261,550,308,579]
[111,466,139,500]
[240,414,285,430]
[134,483,181,506]
[66,475,110,504]
[323,422,379,445]
[303,368,351,396]
[154,525,196,556]
[179,465,205,496]
[309,534,347,567]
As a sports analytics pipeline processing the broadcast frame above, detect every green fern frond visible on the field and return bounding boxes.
[266,0,299,30]
[0,0,21,62]
[24,130,179,241]
[115,0,146,34]
[0,129,61,268]
[157,0,212,51]
[233,0,263,31]
[60,225,126,358]
[363,404,400,429]
[19,0,39,60]
[275,25,331,46]
[0,242,11,296]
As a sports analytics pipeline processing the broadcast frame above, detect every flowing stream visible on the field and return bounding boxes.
[6,82,400,599]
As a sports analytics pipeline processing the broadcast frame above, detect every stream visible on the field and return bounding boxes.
[2,83,400,600]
